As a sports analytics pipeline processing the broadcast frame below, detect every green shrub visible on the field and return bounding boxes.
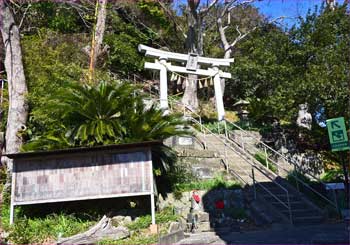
[203,121,235,134]
[320,169,343,182]
[225,207,247,219]
[0,166,6,187]
[254,152,278,173]
[286,170,311,186]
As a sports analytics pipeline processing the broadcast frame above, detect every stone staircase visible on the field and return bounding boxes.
[228,130,295,176]
[195,132,325,226]
[254,181,324,225]
[197,133,271,184]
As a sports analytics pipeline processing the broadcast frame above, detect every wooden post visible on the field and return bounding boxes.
[213,67,225,121]
[149,150,157,234]
[10,162,16,224]
[149,150,156,226]
[9,204,14,225]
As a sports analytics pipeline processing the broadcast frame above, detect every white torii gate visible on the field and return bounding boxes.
[138,44,234,121]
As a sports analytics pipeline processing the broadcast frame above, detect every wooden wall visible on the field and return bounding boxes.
[13,148,152,205]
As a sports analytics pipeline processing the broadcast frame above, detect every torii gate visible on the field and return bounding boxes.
[138,44,233,121]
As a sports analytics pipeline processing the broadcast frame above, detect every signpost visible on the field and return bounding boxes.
[326,117,350,223]
[326,117,349,151]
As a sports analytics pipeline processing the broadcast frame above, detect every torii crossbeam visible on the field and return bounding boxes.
[138,44,234,121]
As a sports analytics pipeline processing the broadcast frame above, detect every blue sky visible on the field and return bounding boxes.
[174,0,347,27]
[253,0,346,27]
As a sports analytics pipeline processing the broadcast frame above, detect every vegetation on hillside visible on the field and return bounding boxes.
[0,1,349,243]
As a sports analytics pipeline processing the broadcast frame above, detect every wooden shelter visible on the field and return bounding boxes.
[5,141,161,225]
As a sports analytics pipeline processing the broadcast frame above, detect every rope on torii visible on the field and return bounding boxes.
[161,60,216,89]
[138,44,234,121]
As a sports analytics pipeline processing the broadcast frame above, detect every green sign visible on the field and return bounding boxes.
[326,117,349,151]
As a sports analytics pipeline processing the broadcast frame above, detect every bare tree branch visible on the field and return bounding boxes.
[199,0,219,16]
[228,0,255,12]
[18,3,31,30]
[157,0,187,39]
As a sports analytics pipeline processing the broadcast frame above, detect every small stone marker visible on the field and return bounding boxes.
[326,117,349,151]
[178,136,193,146]
[149,224,158,234]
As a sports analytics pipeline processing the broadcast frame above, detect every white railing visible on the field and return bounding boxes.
[184,114,293,224]
[141,85,333,221]
[224,120,338,211]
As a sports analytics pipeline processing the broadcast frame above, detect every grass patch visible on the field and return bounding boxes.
[98,234,158,245]
[254,152,277,173]
[99,207,179,245]
[174,175,241,194]
[1,183,97,244]
[6,213,96,244]
[127,207,178,231]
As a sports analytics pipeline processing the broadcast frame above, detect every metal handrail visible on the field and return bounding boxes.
[189,116,293,223]
[224,119,324,181]
[143,89,293,221]
[224,119,337,210]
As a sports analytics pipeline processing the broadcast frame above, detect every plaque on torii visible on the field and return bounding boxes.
[138,44,234,121]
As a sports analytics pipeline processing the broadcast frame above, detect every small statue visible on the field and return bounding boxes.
[296,103,312,130]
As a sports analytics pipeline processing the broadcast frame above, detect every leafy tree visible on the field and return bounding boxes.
[228,3,350,129]
[15,2,91,34]
[289,4,350,121]
[227,24,295,122]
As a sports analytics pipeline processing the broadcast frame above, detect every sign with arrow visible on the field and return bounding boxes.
[326,117,349,151]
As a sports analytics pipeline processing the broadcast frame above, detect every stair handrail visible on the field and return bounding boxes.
[143,90,294,220]
[224,119,337,210]
[188,116,293,223]
[224,119,324,182]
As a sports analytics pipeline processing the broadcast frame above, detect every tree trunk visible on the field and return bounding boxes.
[182,75,199,110]
[182,6,200,110]
[89,0,107,81]
[0,0,28,172]
[57,215,129,244]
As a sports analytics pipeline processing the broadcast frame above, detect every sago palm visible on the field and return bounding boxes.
[23,81,189,150]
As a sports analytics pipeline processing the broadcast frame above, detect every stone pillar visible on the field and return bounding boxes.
[159,58,168,113]
[213,67,225,121]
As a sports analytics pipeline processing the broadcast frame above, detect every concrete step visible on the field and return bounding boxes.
[292,215,324,225]
[261,194,301,202]
[270,201,309,210]
[256,186,291,195]
[280,208,321,217]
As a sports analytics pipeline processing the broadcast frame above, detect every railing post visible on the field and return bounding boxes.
[241,131,244,150]
[332,188,339,213]
[294,165,300,192]
[264,146,269,170]
[224,120,228,139]
[225,142,228,173]
[286,192,293,225]
[252,167,256,200]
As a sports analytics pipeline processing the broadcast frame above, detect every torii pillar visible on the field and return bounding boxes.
[138,44,234,121]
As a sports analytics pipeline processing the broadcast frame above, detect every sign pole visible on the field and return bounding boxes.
[326,117,350,219]
[341,152,350,210]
